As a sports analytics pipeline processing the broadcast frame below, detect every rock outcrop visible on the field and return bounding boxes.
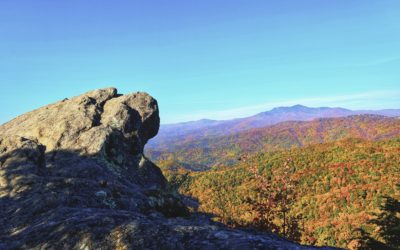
[0,88,334,249]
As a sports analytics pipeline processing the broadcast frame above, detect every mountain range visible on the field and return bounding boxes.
[146,105,400,170]
[152,104,400,248]
[149,105,400,148]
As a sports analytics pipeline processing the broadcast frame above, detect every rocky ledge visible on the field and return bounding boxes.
[0,88,335,249]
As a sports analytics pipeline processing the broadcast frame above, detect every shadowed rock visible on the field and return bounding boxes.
[0,88,337,249]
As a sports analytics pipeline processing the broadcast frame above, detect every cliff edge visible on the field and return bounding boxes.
[0,88,335,249]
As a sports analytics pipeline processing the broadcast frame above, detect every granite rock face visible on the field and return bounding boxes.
[0,88,335,249]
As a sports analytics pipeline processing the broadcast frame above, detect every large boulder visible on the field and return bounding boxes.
[0,88,333,249]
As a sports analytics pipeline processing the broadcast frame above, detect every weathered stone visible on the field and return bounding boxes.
[0,88,338,249]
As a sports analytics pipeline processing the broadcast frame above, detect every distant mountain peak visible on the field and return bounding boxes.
[267,105,353,114]
[292,104,308,108]
[269,104,310,113]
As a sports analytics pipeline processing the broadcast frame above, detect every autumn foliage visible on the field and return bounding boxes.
[246,159,301,241]
[162,138,400,249]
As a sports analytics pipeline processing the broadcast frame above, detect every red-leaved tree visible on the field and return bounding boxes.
[247,158,302,241]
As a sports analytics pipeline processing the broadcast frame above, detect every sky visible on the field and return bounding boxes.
[0,0,399,124]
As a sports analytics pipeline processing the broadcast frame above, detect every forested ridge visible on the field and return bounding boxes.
[148,115,400,170]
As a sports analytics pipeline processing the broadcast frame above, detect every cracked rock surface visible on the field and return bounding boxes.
[0,88,336,249]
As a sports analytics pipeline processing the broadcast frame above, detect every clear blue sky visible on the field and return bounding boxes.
[1,0,399,124]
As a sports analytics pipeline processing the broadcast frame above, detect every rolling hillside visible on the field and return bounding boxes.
[147,115,400,170]
[149,105,400,150]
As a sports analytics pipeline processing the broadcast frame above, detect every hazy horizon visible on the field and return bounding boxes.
[160,101,400,125]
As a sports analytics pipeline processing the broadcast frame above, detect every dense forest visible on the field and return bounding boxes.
[159,138,400,249]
